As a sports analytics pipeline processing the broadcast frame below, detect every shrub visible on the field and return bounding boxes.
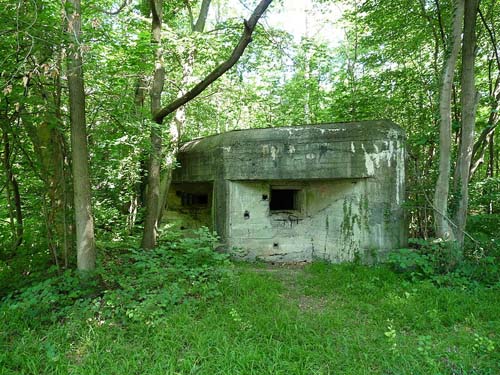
[465,214,500,259]
[388,239,461,277]
[95,227,231,324]
[1,227,232,326]
[387,238,500,288]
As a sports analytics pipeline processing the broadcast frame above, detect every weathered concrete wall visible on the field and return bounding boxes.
[164,182,213,231]
[167,121,406,263]
[173,121,405,182]
[226,180,361,261]
[225,177,404,263]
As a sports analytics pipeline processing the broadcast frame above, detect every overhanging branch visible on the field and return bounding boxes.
[152,0,272,124]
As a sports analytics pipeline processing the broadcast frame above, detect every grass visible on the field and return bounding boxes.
[1,261,499,374]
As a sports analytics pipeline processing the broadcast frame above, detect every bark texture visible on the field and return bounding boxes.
[433,0,464,241]
[453,0,479,246]
[141,0,164,249]
[66,0,96,270]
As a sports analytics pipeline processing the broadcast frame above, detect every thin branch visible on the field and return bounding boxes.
[478,7,500,72]
[184,0,195,30]
[434,0,447,49]
[102,0,129,15]
[193,0,211,32]
[87,0,130,15]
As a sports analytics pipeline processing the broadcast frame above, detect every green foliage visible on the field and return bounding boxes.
[96,228,231,324]
[466,214,500,256]
[2,269,102,322]
[2,228,231,327]
[388,236,500,288]
[389,238,462,275]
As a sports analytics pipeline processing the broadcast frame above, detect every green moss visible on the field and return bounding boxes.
[359,192,371,233]
[341,198,361,256]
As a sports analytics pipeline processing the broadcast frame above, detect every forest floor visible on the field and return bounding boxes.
[1,261,500,374]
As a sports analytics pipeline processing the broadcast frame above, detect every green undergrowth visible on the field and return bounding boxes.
[1,227,231,326]
[2,250,500,374]
[387,217,500,288]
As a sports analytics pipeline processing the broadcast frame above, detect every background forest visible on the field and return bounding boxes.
[1,0,500,373]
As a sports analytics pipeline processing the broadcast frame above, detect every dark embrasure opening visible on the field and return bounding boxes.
[270,189,298,211]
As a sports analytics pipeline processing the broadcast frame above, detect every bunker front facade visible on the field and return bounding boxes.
[165,120,406,263]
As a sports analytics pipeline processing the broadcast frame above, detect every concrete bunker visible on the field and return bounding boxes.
[164,120,407,263]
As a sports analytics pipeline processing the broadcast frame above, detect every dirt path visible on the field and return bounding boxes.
[247,263,329,312]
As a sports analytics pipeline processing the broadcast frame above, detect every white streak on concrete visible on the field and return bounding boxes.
[270,146,278,160]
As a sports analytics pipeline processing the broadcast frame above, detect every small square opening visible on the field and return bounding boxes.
[270,189,299,211]
[181,192,208,206]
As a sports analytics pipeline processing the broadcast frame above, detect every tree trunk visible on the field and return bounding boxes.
[1,124,23,250]
[193,0,211,32]
[125,76,148,233]
[157,166,172,224]
[453,0,479,247]
[156,0,212,225]
[156,47,194,225]
[487,131,495,214]
[433,0,464,241]
[66,0,96,270]
[141,0,165,249]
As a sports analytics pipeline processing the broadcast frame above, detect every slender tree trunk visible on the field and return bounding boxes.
[433,0,464,241]
[129,0,151,233]
[156,50,194,225]
[487,131,495,213]
[193,0,211,32]
[453,0,479,247]
[156,0,213,225]
[24,113,70,266]
[469,74,499,176]
[10,168,23,248]
[144,0,208,243]
[157,166,172,223]
[125,76,148,233]
[66,0,96,270]
[2,125,23,250]
[155,0,211,226]
[20,44,72,267]
[142,0,165,249]
[53,50,72,268]
[141,130,162,249]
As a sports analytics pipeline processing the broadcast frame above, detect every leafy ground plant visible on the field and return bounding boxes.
[387,237,500,288]
[1,227,231,327]
[95,227,231,324]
